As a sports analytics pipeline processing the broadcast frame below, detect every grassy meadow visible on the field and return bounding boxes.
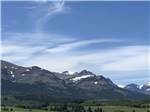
[1,105,150,112]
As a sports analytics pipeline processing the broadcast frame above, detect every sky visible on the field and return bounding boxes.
[1,1,149,85]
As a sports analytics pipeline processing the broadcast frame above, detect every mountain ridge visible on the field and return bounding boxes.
[1,60,149,102]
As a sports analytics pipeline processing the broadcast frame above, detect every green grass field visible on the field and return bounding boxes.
[1,106,150,112]
[91,106,149,112]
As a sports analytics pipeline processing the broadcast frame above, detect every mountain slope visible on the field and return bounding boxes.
[1,60,66,88]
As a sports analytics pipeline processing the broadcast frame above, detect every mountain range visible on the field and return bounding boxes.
[1,60,149,103]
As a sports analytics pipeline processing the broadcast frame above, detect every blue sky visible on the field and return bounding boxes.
[1,1,149,85]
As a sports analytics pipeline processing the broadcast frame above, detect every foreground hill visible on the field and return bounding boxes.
[1,60,149,103]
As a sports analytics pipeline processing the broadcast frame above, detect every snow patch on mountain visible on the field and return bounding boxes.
[11,66,18,69]
[10,71,15,78]
[146,82,150,86]
[94,81,98,85]
[10,71,13,75]
[71,75,93,82]
[139,84,143,89]
[26,69,30,71]
[117,84,125,88]
[146,88,150,91]
[139,82,150,89]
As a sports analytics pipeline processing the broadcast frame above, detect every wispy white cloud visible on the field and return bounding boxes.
[101,52,148,71]
[5,44,148,73]
[45,39,120,53]
[2,30,149,73]
[2,32,74,46]
[1,44,45,63]
[3,0,68,32]
[47,1,65,16]
[83,45,148,73]
[1,31,74,63]
[24,45,149,74]
[1,31,126,71]
[75,45,149,72]
[34,0,68,31]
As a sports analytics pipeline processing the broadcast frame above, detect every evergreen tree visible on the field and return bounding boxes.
[100,108,103,112]
[88,106,92,112]
[10,108,13,111]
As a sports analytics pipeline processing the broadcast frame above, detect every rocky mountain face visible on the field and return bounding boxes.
[1,60,149,102]
[125,84,141,92]
[140,82,150,94]
[123,83,150,95]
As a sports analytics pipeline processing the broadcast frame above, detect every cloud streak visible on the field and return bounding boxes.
[20,45,149,74]
[2,30,149,73]
[34,0,67,31]
[75,45,149,72]
[1,31,74,63]
[45,39,120,53]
